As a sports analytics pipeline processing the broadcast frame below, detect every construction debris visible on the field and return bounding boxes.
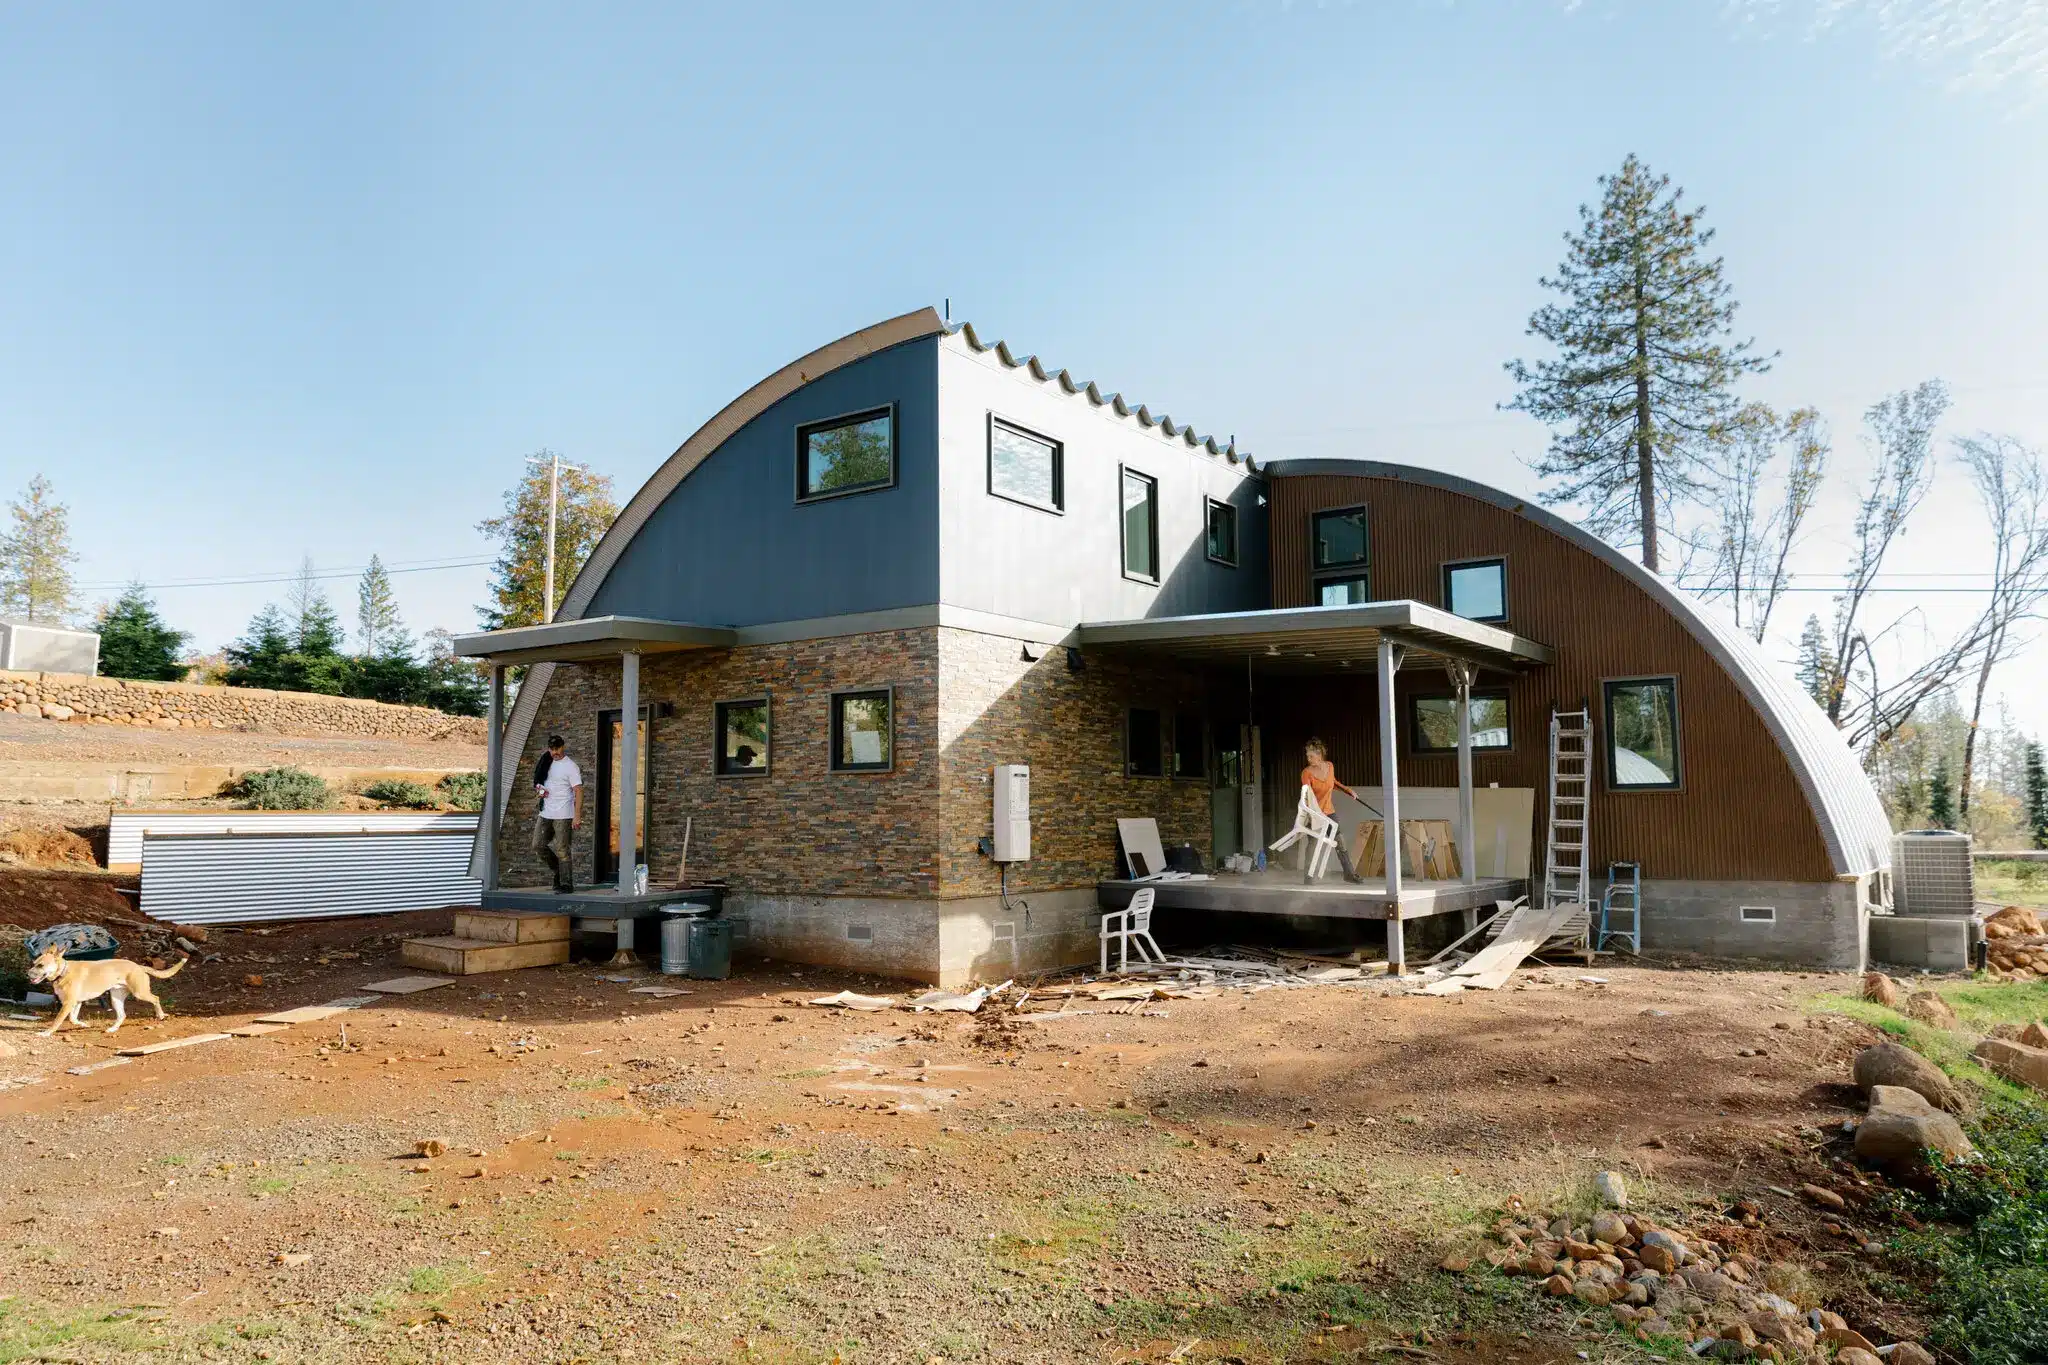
[808,990,898,1012]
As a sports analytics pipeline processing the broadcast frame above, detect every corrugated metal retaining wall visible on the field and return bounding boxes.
[110,810,478,870]
[140,830,482,925]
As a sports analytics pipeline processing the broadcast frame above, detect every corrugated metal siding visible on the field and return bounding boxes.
[140,831,481,925]
[110,810,478,869]
[1264,471,1846,883]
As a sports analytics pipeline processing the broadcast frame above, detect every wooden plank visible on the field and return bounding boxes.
[117,1032,233,1057]
[252,996,378,1026]
[1447,901,1582,990]
[452,910,572,944]
[67,1056,135,1075]
[401,936,571,976]
[227,1022,291,1037]
[362,975,458,995]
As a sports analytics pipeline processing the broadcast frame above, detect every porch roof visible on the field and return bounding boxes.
[1073,600,1552,673]
[452,614,737,667]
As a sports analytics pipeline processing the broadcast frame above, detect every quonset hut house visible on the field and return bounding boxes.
[456,307,1891,984]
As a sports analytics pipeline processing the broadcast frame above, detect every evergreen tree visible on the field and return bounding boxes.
[476,454,618,629]
[356,554,406,656]
[1505,155,1771,571]
[2027,740,2048,850]
[0,474,80,622]
[1794,614,1839,711]
[95,582,188,681]
[1928,756,1956,830]
[283,559,345,656]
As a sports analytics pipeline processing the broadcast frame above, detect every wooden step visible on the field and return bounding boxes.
[401,935,571,976]
[452,909,572,944]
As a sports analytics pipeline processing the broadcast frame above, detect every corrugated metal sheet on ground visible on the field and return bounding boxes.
[140,831,482,925]
[109,809,477,869]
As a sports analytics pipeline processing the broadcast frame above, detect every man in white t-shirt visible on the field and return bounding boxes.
[531,734,582,892]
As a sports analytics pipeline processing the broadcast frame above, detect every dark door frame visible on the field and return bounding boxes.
[594,705,652,884]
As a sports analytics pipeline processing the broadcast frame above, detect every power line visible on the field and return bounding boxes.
[76,555,493,593]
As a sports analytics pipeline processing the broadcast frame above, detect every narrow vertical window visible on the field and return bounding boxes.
[1121,468,1159,582]
[1126,707,1164,777]
[1311,505,1369,603]
[1205,498,1238,566]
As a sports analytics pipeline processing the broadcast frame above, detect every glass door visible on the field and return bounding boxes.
[595,707,650,885]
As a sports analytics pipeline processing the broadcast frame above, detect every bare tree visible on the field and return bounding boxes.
[1952,433,2048,820]
[1702,403,1829,642]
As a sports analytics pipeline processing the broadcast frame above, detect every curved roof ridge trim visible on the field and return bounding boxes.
[1261,458,1891,877]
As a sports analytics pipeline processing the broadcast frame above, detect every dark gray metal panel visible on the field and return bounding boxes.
[587,337,941,627]
[141,831,482,925]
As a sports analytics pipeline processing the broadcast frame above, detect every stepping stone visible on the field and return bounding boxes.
[362,975,457,995]
[118,1032,233,1057]
[68,1056,135,1075]
[253,996,379,1026]
[228,1022,291,1037]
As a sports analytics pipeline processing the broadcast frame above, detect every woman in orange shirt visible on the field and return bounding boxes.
[1302,737,1365,883]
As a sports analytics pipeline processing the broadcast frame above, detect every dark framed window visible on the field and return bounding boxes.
[1172,711,1207,779]
[1121,468,1159,582]
[1317,574,1371,607]
[1443,557,1508,622]
[1205,498,1238,566]
[988,417,1062,513]
[1409,691,1511,753]
[1126,706,1164,778]
[715,698,770,776]
[1312,505,1369,570]
[830,687,894,772]
[797,406,896,502]
[1603,677,1681,791]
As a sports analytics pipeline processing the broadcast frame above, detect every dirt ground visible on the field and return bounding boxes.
[0,880,1919,1365]
[0,712,485,769]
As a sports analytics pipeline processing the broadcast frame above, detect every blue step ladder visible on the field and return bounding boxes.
[1599,862,1641,954]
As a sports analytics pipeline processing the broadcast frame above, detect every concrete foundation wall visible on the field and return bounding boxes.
[1641,876,1869,970]
[1868,913,1977,972]
[725,888,1106,988]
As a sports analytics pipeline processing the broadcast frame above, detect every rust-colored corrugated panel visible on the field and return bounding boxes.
[1264,474,1834,883]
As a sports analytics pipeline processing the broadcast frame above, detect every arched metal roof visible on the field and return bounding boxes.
[1263,459,1893,877]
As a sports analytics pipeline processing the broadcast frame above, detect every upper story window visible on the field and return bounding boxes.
[1604,677,1681,791]
[1121,467,1159,582]
[1311,505,1369,603]
[797,406,895,502]
[988,418,1063,513]
[1443,557,1508,622]
[1205,498,1238,567]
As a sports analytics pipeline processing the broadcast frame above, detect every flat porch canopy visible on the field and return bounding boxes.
[1078,600,1555,974]
[451,615,737,909]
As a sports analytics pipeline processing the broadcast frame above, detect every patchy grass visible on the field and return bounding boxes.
[0,1300,170,1362]
[1814,979,2048,1105]
[1970,858,2048,910]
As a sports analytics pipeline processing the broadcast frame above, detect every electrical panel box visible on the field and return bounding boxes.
[992,764,1031,862]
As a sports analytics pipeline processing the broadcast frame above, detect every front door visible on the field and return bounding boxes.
[595,707,650,885]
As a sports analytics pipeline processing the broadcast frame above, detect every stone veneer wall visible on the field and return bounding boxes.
[0,669,485,741]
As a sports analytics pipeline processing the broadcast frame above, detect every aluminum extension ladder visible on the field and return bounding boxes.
[1599,861,1641,954]
[1543,709,1594,951]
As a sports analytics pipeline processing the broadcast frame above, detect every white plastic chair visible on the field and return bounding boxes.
[1100,887,1166,974]
[1268,783,1341,880]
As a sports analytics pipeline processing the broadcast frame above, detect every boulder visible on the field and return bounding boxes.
[1836,1352,1881,1365]
[1903,991,1959,1029]
[1975,1037,2048,1093]
[1884,1344,1935,1365]
[1856,1087,1974,1170]
[2020,1020,2048,1048]
[1986,905,2044,937]
[1852,1042,1965,1113]
[1861,972,1900,1006]
[1573,1279,1613,1306]
[1821,1327,1879,1354]
[1591,1210,1633,1246]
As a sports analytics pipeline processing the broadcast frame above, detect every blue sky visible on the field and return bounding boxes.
[3,2,2045,723]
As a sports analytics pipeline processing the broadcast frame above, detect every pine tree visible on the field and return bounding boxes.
[0,474,80,622]
[1794,614,1838,711]
[1928,756,1956,830]
[356,554,406,656]
[95,582,188,681]
[1505,155,1771,571]
[476,454,618,629]
[283,559,345,656]
[2026,740,2048,850]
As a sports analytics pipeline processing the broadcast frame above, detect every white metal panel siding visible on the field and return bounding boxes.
[140,831,482,925]
[110,810,478,869]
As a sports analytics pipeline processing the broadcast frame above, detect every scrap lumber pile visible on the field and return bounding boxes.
[1983,905,2048,979]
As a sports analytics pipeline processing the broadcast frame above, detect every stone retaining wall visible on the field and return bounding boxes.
[0,669,486,742]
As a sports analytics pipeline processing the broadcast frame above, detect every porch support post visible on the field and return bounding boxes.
[483,664,505,892]
[618,650,640,894]
[1450,661,1477,888]
[1377,636,1406,974]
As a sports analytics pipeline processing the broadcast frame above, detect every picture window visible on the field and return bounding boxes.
[1604,677,1681,790]
[988,418,1062,512]
[830,688,894,772]
[797,407,895,501]
[1408,692,1511,753]
[1443,558,1508,622]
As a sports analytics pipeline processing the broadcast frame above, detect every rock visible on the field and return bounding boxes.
[273,1251,311,1266]
[1641,1227,1690,1266]
[1637,1241,1677,1273]
[1986,905,2045,937]
[1821,1327,1880,1354]
[1801,1183,1847,1211]
[1815,1310,1847,1331]
[1883,1343,1935,1365]
[1591,1210,1633,1246]
[1438,1252,1472,1272]
[1542,1274,1574,1297]
[1573,1279,1613,1306]
[1623,1281,1651,1306]
[1852,1042,1965,1113]
[44,704,73,720]
[151,1227,179,1239]
[1975,1037,2048,1093]
[1522,1253,1557,1277]
[18,703,41,719]
[1857,1086,1975,1170]
[0,1039,15,1058]
[1836,1351,1881,1365]
[2021,1020,2048,1049]
[415,1139,446,1158]
[1903,991,1959,1029]
[1594,1169,1629,1207]
[1861,972,1900,1007]
[1563,1237,1603,1261]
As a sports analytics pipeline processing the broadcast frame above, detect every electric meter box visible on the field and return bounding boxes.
[992,764,1031,862]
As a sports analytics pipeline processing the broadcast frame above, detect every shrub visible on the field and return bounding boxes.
[361,778,436,809]
[234,766,330,810]
[438,771,486,812]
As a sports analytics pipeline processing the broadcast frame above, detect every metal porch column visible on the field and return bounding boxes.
[483,664,505,892]
[1451,661,1477,888]
[618,651,640,893]
[1377,637,1405,974]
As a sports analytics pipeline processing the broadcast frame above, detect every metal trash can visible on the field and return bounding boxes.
[658,904,708,976]
[686,916,732,980]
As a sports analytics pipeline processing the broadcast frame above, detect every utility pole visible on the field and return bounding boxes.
[525,452,587,624]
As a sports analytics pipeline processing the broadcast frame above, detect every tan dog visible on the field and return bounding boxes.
[27,949,186,1036]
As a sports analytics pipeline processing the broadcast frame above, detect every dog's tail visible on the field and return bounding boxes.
[144,957,189,979]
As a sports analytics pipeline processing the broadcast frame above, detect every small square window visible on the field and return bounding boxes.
[1443,558,1508,622]
[1126,707,1164,778]
[1121,468,1159,582]
[715,698,770,776]
[1173,711,1207,779]
[1317,574,1371,607]
[1205,498,1238,566]
[1604,677,1681,790]
[831,688,894,772]
[797,407,895,501]
[988,418,1062,513]
[1312,506,1369,570]
[1409,692,1511,753]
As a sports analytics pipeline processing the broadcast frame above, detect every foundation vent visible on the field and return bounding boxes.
[1739,905,1776,924]
[846,923,873,942]
[1893,830,1976,917]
